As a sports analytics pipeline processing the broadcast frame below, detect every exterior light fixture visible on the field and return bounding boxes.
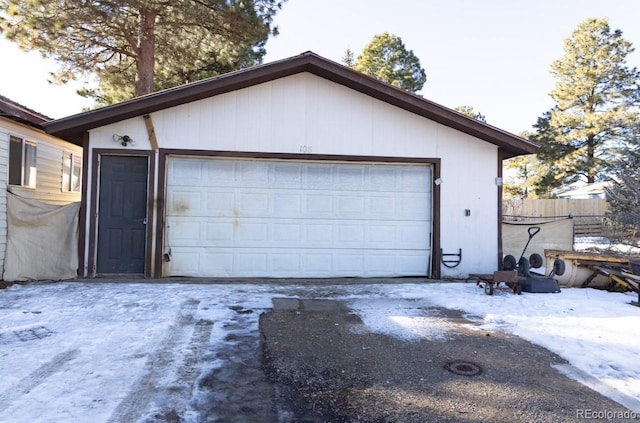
[113,134,135,147]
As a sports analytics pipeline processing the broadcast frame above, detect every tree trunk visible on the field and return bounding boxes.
[135,7,157,97]
[587,135,595,184]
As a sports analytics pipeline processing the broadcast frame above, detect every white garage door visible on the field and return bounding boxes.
[164,157,433,277]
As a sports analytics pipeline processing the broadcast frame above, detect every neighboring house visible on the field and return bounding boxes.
[44,52,537,280]
[557,182,612,199]
[0,95,83,279]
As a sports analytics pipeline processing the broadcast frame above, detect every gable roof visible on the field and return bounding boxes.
[43,51,538,157]
[0,94,51,128]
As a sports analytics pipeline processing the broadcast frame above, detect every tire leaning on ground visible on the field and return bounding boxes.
[503,255,517,271]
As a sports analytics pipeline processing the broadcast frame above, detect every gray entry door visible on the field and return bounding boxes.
[97,155,148,274]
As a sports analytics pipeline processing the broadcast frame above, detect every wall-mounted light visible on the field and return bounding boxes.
[495,177,503,186]
[434,178,443,186]
[113,134,135,147]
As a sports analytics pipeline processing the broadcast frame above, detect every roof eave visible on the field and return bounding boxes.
[0,96,51,129]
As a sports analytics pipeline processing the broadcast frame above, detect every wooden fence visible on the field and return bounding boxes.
[503,198,607,218]
[503,199,608,237]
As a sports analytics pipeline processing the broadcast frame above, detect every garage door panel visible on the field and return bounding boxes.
[336,254,365,274]
[306,224,333,243]
[368,197,396,218]
[337,166,366,187]
[273,193,302,215]
[306,165,334,187]
[204,160,236,184]
[168,249,203,276]
[397,254,430,274]
[235,222,268,242]
[167,245,431,277]
[205,191,235,215]
[205,222,235,242]
[273,163,302,188]
[338,224,365,244]
[165,157,432,277]
[167,190,203,215]
[239,192,270,214]
[168,160,204,185]
[272,253,301,273]
[237,253,268,272]
[273,223,302,242]
[203,252,234,275]
[305,195,333,215]
[167,216,429,250]
[400,167,432,191]
[169,220,203,242]
[369,168,396,188]
[238,161,269,184]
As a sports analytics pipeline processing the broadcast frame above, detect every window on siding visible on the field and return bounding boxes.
[62,153,82,192]
[9,136,37,188]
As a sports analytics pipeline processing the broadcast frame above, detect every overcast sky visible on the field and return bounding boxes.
[1,0,639,135]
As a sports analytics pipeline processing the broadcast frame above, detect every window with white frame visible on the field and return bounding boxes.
[62,152,82,192]
[9,136,37,188]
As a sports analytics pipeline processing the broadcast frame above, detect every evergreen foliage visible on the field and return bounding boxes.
[606,141,640,240]
[0,0,285,105]
[532,18,640,195]
[454,105,486,122]
[354,33,426,92]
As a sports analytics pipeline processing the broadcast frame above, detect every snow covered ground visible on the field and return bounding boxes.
[0,281,639,422]
[574,236,640,255]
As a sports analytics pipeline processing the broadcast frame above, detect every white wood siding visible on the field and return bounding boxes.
[88,72,500,277]
[0,122,9,278]
[0,118,83,278]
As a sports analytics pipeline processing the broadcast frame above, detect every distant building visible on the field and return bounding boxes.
[557,182,612,200]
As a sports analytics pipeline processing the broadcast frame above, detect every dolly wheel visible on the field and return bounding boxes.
[529,253,543,269]
[484,283,494,295]
[553,259,566,276]
[518,257,531,277]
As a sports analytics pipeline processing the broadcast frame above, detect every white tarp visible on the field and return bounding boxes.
[502,219,574,265]
[3,192,80,281]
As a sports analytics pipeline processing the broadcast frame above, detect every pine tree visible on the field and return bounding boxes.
[0,0,285,105]
[533,18,640,194]
[606,141,640,242]
[354,33,426,93]
[504,154,540,199]
[342,48,356,68]
[454,105,486,122]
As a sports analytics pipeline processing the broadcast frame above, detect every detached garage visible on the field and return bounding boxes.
[44,52,538,280]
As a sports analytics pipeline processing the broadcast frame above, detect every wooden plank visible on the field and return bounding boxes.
[545,249,631,264]
[143,114,159,151]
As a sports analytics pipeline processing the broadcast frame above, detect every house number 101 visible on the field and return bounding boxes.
[299,145,313,153]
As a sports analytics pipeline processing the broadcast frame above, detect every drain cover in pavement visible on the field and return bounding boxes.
[444,360,483,376]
